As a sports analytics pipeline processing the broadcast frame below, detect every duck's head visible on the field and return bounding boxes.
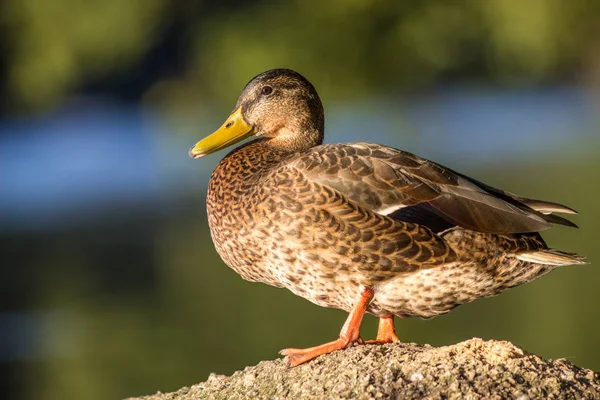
[190,69,324,158]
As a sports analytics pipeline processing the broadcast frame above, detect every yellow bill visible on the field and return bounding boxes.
[189,107,254,158]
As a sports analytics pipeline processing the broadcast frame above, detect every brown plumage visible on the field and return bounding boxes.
[190,69,585,366]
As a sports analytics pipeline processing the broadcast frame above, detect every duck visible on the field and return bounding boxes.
[189,68,584,367]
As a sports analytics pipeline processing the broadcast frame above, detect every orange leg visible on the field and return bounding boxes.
[366,315,400,344]
[280,287,374,367]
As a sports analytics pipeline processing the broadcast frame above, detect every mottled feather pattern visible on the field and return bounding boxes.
[206,139,580,318]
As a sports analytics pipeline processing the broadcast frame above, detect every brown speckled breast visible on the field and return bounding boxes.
[207,139,453,314]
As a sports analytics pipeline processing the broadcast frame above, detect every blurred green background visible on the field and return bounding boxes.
[1,1,599,399]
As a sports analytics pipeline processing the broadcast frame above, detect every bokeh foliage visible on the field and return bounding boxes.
[1,0,166,110]
[2,0,600,113]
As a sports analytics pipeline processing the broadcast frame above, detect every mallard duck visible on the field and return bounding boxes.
[190,69,584,367]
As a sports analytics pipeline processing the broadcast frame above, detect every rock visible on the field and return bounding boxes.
[128,338,600,399]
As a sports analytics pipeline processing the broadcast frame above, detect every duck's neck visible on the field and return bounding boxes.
[265,127,324,154]
[222,138,293,173]
[259,105,324,153]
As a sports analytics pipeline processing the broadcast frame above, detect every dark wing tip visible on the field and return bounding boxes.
[542,213,579,229]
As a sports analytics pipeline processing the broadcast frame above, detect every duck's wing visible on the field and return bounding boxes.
[287,142,577,234]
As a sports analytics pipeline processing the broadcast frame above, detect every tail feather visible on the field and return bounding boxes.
[516,249,586,266]
[516,198,578,215]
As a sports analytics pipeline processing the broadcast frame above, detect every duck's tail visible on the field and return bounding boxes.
[516,249,586,266]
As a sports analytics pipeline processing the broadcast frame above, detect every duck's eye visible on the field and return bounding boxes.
[261,86,273,96]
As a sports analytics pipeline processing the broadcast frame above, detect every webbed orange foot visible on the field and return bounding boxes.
[280,336,362,367]
[280,287,373,367]
[365,315,400,344]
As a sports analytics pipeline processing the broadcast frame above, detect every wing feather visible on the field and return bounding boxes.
[287,142,576,234]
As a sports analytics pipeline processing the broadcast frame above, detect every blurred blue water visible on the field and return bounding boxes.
[401,87,597,159]
[0,311,74,361]
[1,87,597,232]
[1,105,163,230]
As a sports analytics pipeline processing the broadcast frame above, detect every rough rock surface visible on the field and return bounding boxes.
[129,338,599,399]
